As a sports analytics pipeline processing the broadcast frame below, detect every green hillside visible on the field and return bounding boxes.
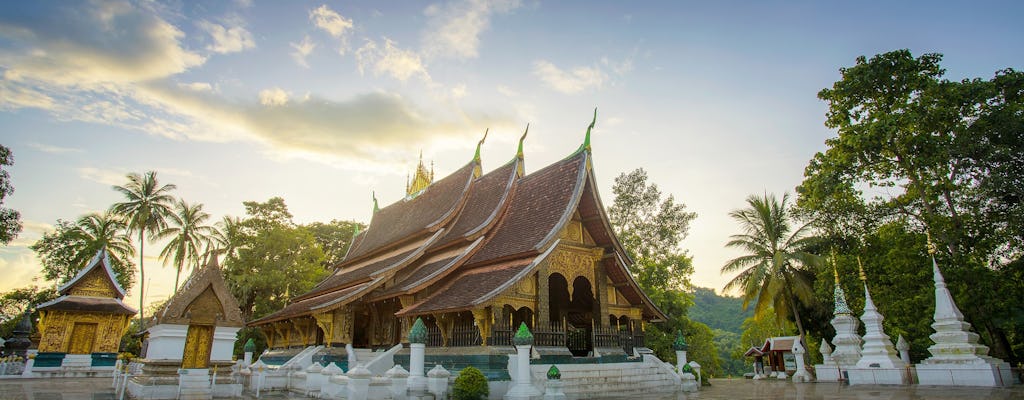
[689,287,754,376]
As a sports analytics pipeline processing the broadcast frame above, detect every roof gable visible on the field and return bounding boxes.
[58,248,126,299]
[151,256,244,327]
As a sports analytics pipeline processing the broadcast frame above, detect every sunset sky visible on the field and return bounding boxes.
[2,0,1022,310]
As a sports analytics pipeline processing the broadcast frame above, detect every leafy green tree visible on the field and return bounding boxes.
[110,171,177,322]
[156,200,216,292]
[30,212,136,290]
[223,197,327,320]
[305,219,365,268]
[722,193,820,348]
[608,169,716,372]
[800,50,1024,362]
[0,285,57,337]
[208,216,241,259]
[0,144,21,244]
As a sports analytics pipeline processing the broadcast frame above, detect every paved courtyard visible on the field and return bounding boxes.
[0,377,1021,399]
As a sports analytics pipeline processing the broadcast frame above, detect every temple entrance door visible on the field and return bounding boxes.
[181,325,213,369]
[567,276,595,356]
[68,322,97,354]
[353,310,370,348]
[547,273,569,324]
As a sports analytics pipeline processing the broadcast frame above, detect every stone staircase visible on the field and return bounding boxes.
[530,356,681,399]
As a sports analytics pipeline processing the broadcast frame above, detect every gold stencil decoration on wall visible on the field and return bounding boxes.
[68,268,116,298]
[181,324,213,369]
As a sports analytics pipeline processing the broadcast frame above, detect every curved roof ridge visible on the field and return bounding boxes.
[58,247,126,299]
[464,151,587,265]
[433,157,520,249]
[345,161,476,262]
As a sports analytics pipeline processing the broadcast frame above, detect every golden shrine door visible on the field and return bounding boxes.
[181,325,213,369]
[68,322,97,354]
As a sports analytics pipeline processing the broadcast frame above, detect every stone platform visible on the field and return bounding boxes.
[2,377,1023,400]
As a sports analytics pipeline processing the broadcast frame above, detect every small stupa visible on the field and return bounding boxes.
[915,235,1012,386]
[847,257,911,385]
[815,252,862,382]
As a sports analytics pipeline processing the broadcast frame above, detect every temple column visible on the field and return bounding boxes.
[399,296,415,344]
[537,265,550,324]
[471,308,491,346]
[594,260,609,327]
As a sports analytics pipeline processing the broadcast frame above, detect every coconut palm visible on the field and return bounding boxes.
[721,192,819,344]
[156,200,216,292]
[70,211,136,288]
[110,171,177,322]
[207,216,241,260]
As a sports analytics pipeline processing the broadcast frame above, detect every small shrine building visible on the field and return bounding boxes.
[251,124,665,358]
[34,248,136,372]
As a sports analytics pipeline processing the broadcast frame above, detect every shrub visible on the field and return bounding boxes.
[452,366,489,400]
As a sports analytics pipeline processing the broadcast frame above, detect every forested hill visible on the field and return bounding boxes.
[689,287,751,333]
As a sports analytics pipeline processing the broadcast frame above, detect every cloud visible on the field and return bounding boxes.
[290,35,317,68]
[0,0,204,86]
[532,60,608,94]
[496,85,518,97]
[259,88,290,106]
[197,19,255,54]
[27,142,83,154]
[78,166,127,186]
[178,82,213,92]
[355,38,431,83]
[310,4,354,54]
[421,0,521,60]
[0,1,516,171]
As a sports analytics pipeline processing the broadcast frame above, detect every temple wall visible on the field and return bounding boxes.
[37,310,131,354]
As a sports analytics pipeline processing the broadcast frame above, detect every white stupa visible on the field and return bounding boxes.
[847,258,911,385]
[915,239,1012,386]
[815,256,863,382]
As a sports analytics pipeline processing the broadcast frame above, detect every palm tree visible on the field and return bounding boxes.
[208,216,241,260]
[156,200,216,292]
[721,192,819,344]
[110,171,177,322]
[70,211,136,287]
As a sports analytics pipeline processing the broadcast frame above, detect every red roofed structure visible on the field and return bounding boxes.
[251,126,665,356]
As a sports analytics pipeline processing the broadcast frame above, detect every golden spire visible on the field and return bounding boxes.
[407,151,433,196]
[857,256,867,283]
[831,248,840,285]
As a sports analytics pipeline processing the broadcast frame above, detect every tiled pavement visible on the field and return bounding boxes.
[0,377,1021,399]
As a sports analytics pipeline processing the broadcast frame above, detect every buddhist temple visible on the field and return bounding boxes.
[251,117,664,365]
[128,253,245,399]
[33,248,136,375]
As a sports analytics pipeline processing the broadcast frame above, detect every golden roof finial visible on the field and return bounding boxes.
[407,150,433,196]
[857,256,867,283]
[831,248,840,285]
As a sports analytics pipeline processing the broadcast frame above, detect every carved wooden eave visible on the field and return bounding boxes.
[57,248,127,299]
[150,256,244,328]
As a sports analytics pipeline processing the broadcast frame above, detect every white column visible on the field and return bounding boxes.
[505,344,541,400]
[408,343,427,393]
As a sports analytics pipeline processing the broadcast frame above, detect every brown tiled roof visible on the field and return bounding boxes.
[345,162,475,261]
[59,248,126,299]
[37,296,136,315]
[396,259,533,316]
[433,160,518,248]
[373,237,484,299]
[250,282,370,325]
[466,153,586,264]
[300,249,415,301]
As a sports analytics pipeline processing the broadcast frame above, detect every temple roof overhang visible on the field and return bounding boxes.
[37,295,136,315]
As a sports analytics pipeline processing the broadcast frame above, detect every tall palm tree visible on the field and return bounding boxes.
[208,216,241,260]
[156,200,215,292]
[721,193,819,344]
[110,171,176,322]
[70,211,136,286]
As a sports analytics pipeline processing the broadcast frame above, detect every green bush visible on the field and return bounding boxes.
[452,366,489,400]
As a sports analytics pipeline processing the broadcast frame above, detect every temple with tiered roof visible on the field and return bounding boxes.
[251,118,664,359]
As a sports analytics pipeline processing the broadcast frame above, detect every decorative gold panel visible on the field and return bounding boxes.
[37,311,130,353]
[68,269,116,298]
[68,322,97,354]
[471,308,491,346]
[182,325,213,369]
[549,244,604,298]
[184,286,224,324]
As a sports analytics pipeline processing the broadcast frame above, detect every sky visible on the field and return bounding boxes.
[1,0,1022,311]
